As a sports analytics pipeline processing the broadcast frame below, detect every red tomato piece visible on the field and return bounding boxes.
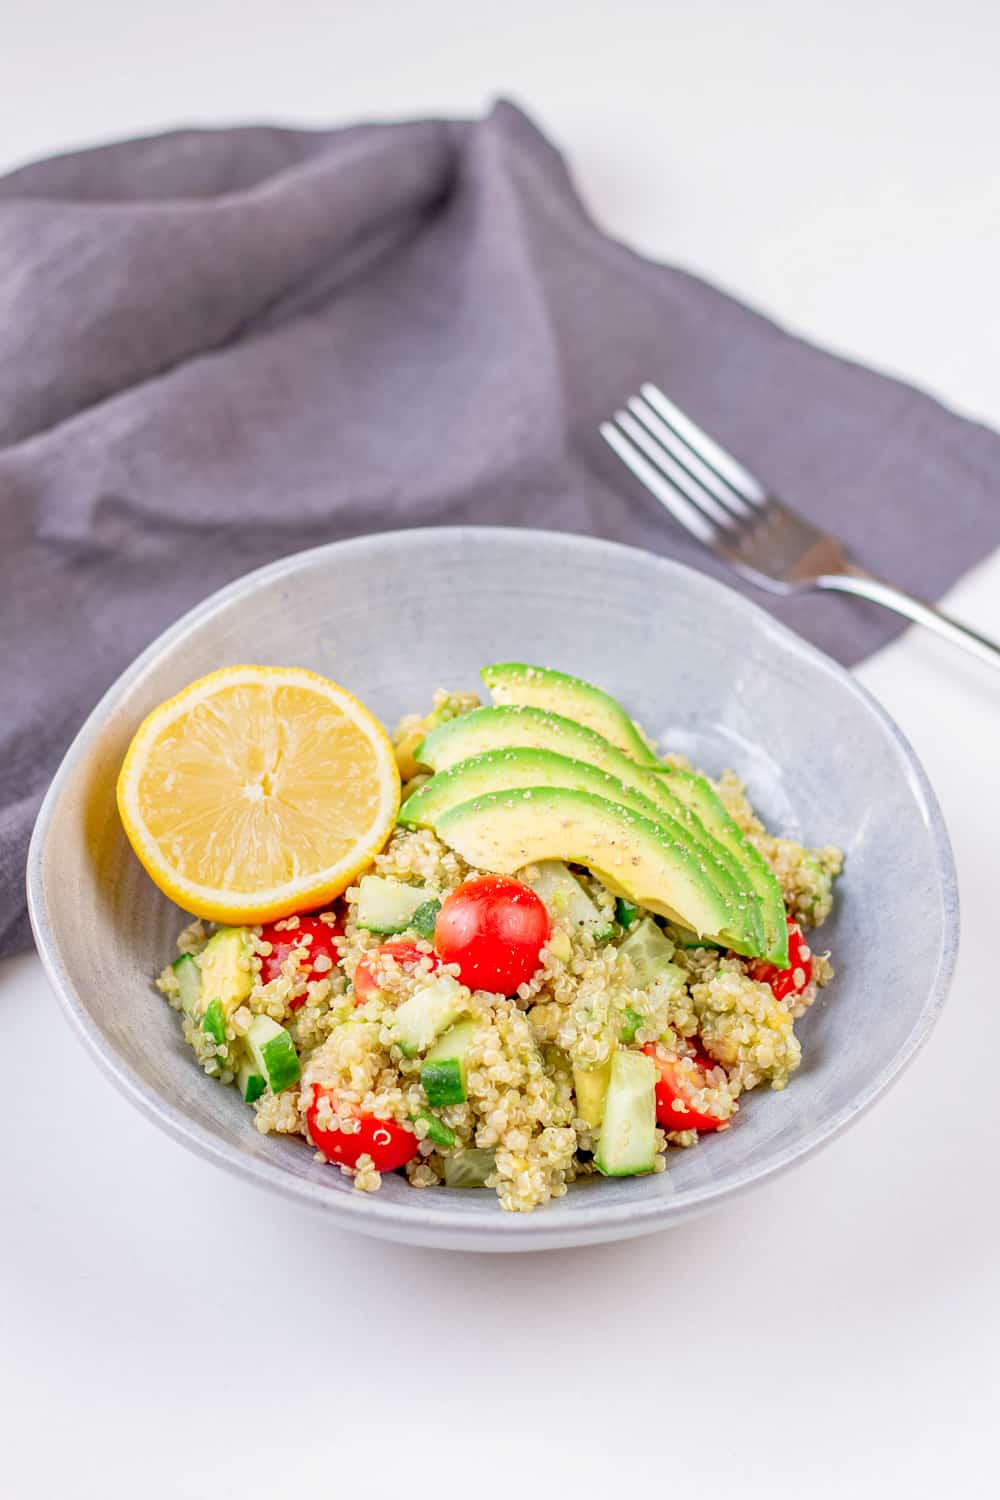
[434,875,550,993]
[352,940,439,1006]
[750,918,813,1001]
[258,912,343,1010]
[643,1043,729,1132]
[305,1085,418,1172]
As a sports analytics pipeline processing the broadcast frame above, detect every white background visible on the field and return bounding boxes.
[2,3,999,1496]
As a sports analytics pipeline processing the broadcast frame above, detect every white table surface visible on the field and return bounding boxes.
[3,4,998,1495]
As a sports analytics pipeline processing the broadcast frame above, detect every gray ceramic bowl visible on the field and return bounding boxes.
[27,529,958,1251]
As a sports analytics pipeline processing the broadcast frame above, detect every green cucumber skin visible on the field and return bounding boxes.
[615,898,640,931]
[620,1007,643,1044]
[410,899,441,941]
[259,1033,300,1093]
[411,1110,457,1148]
[246,1015,301,1092]
[201,999,227,1047]
[422,1059,466,1107]
[244,1072,266,1104]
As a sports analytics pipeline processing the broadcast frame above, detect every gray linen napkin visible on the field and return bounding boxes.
[2,100,999,955]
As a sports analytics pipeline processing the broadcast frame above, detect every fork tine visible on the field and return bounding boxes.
[614,410,742,533]
[599,420,718,547]
[641,383,767,506]
[627,395,754,521]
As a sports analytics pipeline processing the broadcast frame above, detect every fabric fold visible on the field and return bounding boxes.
[2,100,998,955]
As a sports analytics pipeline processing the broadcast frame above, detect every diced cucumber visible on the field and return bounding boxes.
[392,974,467,1058]
[573,1055,614,1128]
[246,1015,300,1093]
[618,917,676,986]
[524,860,614,942]
[410,898,441,941]
[202,998,227,1048]
[444,1148,496,1188]
[615,896,640,931]
[421,1017,477,1106]
[237,1054,266,1105]
[411,1110,456,1149]
[619,1007,644,1045]
[595,1049,658,1177]
[171,953,202,1019]
[356,876,433,935]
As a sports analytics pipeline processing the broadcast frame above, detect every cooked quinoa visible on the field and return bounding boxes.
[157,684,842,1213]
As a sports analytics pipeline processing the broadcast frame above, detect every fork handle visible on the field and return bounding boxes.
[815,568,1000,669]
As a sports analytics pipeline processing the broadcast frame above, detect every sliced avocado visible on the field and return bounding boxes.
[481,664,661,767]
[400,748,762,953]
[434,788,747,948]
[198,927,253,1020]
[418,704,614,773]
[573,1055,614,1128]
[403,746,672,830]
[657,768,788,966]
[416,706,762,938]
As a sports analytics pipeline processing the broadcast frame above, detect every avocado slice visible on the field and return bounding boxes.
[417,705,752,886]
[198,927,253,1019]
[400,747,762,952]
[435,787,738,944]
[657,768,788,966]
[417,706,707,846]
[481,664,661,767]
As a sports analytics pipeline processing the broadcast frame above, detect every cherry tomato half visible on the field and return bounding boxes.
[434,875,550,994]
[750,918,813,1002]
[643,1043,729,1132]
[258,913,343,1010]
[353,940,439,1006]
[305,1084,418,1173]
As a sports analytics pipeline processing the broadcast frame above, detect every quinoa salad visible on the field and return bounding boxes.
[148,663,843,1214]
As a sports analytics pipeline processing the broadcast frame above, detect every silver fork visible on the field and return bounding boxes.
[601,382,1000,668]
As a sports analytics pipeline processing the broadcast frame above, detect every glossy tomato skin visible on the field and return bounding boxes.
[750,918,813,1001]
[305,1085,418,1172]
[643,1044,728,1132]
[258,912,343,1010]
[352,941,439,1006]
[434,875,550,994]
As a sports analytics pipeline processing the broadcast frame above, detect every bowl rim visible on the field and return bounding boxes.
[26,527,960,1250]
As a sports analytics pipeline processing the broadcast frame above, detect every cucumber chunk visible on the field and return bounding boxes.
[444,1148,496,1188]
[201,998,227,1048]
[421,1018,477,1106]
[524,860,614,942]
[356,876,433,935]
[410,898,441,941]
[171,953,202,1019]
[618,918,687,1000]
[618,918,676,985]
[619,1007,644,1045]
[615,897,640,931]
[411,1110,456,1149]
[237,1055,266,1104]
[595,1049,658,1177]
[573,1055,614,1128]
[246,1015,300,1093]
[392,974,467,1058]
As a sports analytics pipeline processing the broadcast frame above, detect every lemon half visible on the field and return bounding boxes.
[117,665,400,923]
